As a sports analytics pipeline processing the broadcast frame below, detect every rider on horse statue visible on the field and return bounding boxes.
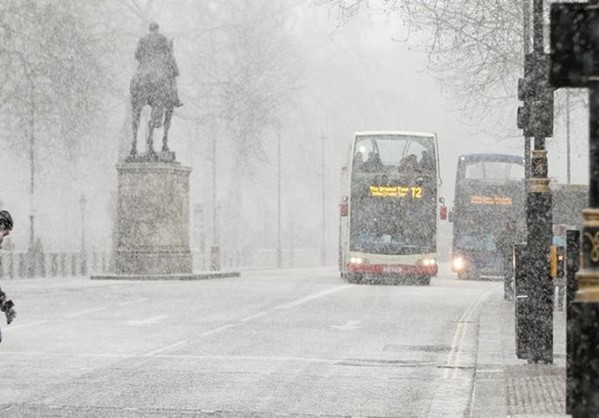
[129,22,182,160]
[135,21,182,108]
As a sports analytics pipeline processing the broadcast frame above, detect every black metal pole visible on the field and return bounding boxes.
[571,80,599,416]
[514,0,533,360]
[524,0,532,179]
[566,229,580,415]
[526,0,553,364]
[567,90,572,184]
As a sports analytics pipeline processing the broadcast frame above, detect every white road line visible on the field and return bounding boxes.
[127,315,168,326]
[0,351,135,358]
[3,319,49,331]
[240,312,268,322]
[0,351,336,363]
[275,285,352,310]
[443,288,496,379]
[144,340,187,357]
[64,307,106,318]
[117,298,149,306]
[200,324,236,336]
[210,286,352,333]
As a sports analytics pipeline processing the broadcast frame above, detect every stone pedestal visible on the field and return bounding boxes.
[114,161,192,275]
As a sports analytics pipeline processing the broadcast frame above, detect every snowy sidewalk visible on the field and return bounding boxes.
[470,287,567,417]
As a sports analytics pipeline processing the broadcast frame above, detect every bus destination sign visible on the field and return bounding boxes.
[470,195,512,205]
[369,186,423,199]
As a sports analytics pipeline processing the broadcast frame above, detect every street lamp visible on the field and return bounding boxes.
[79,193,87,275]
[320,132,326,266]
[210,132,220,271]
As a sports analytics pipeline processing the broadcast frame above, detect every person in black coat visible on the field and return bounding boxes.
[0,210,15,342]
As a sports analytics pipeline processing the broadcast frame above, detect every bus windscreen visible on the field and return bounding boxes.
[349,134,437,255]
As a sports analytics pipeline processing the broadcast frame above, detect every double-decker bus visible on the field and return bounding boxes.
[450,154,525,280]
[339,131,441,285]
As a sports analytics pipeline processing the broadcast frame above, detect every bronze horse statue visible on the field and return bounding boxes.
[129,39,179,160]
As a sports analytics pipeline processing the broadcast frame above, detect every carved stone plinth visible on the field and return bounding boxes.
[114,161,192,275]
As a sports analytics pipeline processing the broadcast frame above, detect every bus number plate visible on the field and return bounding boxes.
[384,266,403,273]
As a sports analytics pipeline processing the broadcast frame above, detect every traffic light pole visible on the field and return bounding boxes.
[524,0,532,178]
[566,229,580,415]
[570,80,599,415]
[525,0,554,364]
[550,1,599,413]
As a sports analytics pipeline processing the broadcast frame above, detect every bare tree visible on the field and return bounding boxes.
[0,0,109,163]
[314,1,529,131]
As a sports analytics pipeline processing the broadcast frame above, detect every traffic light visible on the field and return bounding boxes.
[550,245,565,278]
[517,53,554,138]
[550,3,599,88]
[518,74,533,136]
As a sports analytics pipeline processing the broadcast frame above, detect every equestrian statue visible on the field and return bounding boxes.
[129,21,182,161]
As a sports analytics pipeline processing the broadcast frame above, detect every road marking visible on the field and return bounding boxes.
[200,324,236,336]
[127,315,168,326]
[275,285,352,310]
[144,340,186,357]
[64,307,106,318]
[3,319,49,331]
[240,312,268,323]
[0,351,134,358]
[211,286,352,333]
[443,288,495,379]
[118,298,149,306]
[331,320,362,331]
[0,351,336,363]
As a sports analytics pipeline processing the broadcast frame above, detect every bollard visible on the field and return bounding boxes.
[566,229,580,415]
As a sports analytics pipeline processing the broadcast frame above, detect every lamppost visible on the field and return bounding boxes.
[277,129,282,268]
[210,132,220,271]
[320,132,326,266]
[79,194,87,275]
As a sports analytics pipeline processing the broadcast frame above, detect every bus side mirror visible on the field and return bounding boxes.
[439,197,448,221]
[448,210,453,223]
[340,196,348,217]
[440,205,448,221]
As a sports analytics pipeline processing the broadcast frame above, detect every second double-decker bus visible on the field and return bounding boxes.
[450,154,525,280]
[339,131,442,285]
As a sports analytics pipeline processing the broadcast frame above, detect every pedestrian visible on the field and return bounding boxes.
[552,224,567,311]
[0,210,16,342]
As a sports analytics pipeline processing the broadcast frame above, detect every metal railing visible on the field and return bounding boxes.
[0,251,110,279]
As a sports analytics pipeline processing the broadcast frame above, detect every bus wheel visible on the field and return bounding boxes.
[346,273,362,284]
[418,276,431,286]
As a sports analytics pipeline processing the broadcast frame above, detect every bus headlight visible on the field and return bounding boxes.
[417,258,436,267]
[349,257,368,265]
[452,256,466,272]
